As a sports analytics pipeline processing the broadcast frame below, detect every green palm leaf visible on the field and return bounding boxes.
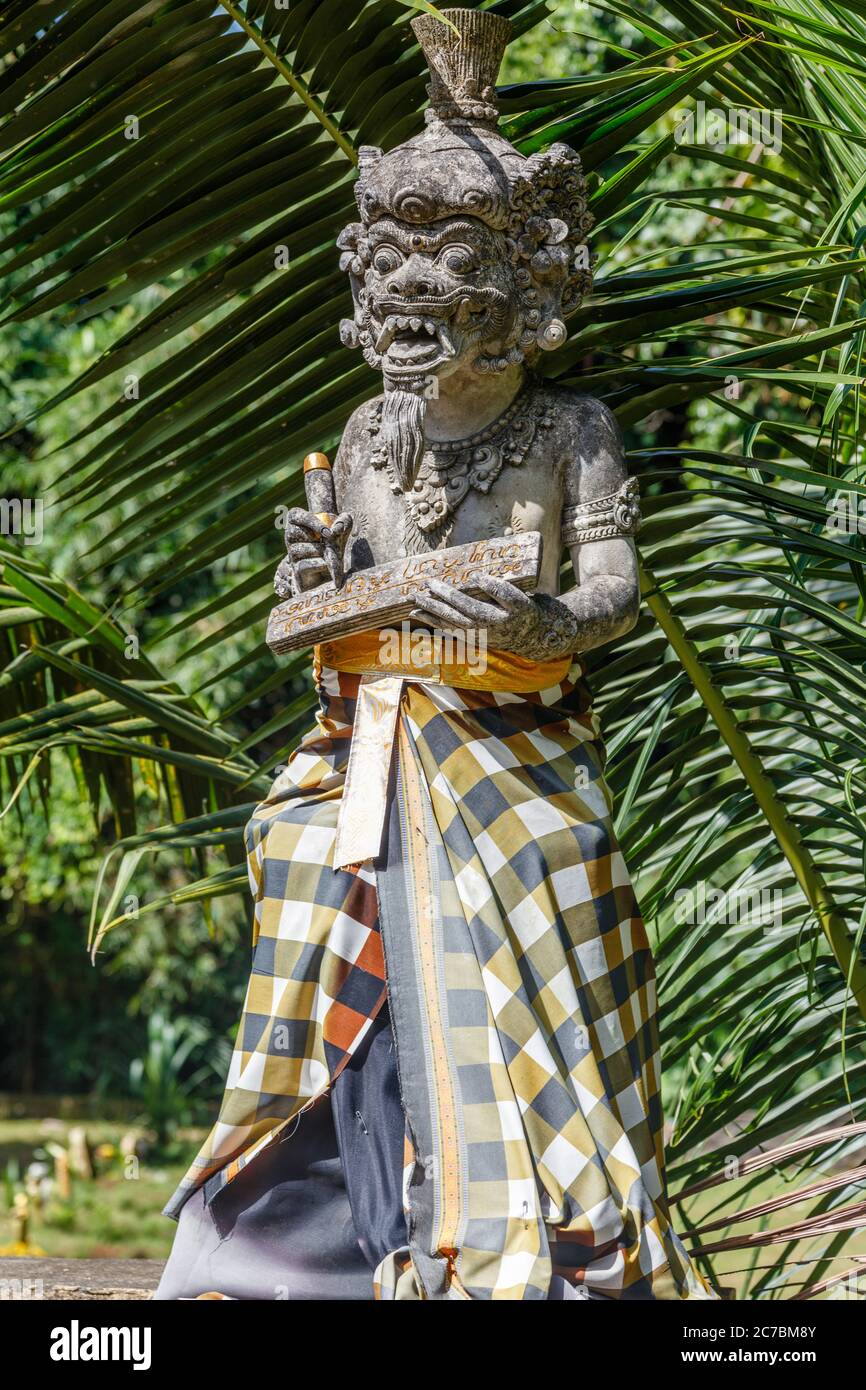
[3,0,866,1297]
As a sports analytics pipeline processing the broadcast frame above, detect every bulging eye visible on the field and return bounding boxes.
[372,246,402,275]
[441,247,476,275]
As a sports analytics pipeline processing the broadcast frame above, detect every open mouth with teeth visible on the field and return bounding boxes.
[373,308,457,369]
[369,287,508,374]
[366,284,514,372]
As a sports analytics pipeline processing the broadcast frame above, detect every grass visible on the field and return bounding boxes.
[0,1118,203,1260]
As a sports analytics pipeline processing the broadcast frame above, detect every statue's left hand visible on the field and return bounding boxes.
[411,575,579,661]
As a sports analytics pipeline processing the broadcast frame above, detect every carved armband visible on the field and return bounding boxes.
[561,478,641,547]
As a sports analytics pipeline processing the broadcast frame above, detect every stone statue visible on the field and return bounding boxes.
[156,8,713,1303]
[275,6,640,665]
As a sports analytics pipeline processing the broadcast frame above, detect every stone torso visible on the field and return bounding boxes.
[334,383,578,596]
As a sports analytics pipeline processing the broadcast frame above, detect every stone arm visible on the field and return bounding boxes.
[552,400,640,656]
[411,400,641,661]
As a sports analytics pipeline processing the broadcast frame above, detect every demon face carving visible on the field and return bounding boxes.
[339,144,594,387]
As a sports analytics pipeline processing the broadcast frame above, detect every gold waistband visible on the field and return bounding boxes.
[314,631,573,869]
[314,630,572,693]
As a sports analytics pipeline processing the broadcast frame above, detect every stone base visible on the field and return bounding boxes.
[0,1257,164,1300]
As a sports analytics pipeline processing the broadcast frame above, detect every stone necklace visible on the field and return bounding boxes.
[368,382,554,552]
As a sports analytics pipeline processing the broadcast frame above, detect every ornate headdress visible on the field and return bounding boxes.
[339,6,594,372]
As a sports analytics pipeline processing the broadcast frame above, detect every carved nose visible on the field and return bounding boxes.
[388,273,433,298]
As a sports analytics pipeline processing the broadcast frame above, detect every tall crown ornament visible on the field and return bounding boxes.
[337,7,594,494]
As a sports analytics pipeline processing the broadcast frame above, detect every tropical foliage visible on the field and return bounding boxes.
[1,0,866,1297]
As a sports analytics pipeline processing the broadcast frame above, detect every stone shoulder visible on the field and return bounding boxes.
[333,395,385,480]
[341,395,384,442]
[531,383,627,503]
[530,383,621,450]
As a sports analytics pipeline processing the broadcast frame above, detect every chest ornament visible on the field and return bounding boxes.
[366,386,554,550]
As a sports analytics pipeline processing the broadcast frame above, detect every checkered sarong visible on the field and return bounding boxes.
[165,660,711,1301]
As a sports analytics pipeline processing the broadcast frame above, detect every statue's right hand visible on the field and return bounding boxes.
[284,508,353,592]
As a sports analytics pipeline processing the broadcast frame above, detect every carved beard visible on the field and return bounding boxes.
[380,382,428,493]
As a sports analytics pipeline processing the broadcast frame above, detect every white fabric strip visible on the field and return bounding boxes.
[333,673,405,869]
